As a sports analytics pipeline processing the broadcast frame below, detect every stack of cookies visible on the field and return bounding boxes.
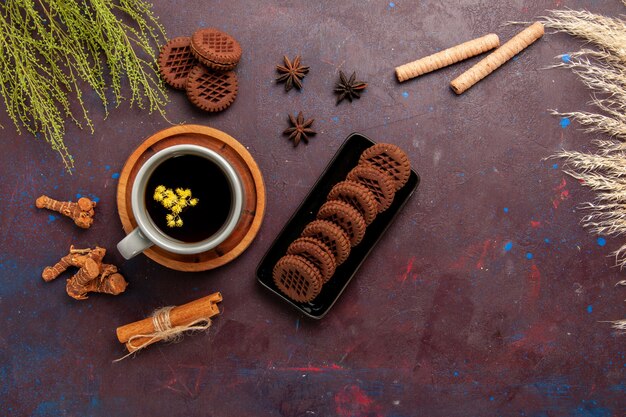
[273,143,411,303]
[158,28,242,112]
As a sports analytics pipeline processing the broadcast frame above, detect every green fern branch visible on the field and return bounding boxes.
[0,0,169,172]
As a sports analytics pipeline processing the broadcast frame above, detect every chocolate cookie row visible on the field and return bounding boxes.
[273,143,411,303]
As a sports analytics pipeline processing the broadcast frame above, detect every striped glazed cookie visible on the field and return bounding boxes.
[287,237,336,283]
[301,220,351,266]
[158,37,197,89]
[191,28,242,71]
[346,165,396,213]
[359,143,411,191]
[273,255,323,302]
[317,200,366,247]
[186,65,238,112]
[327,180,378,225]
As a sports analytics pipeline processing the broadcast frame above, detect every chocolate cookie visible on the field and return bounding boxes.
[359,143,411,191]
[327,180,378,225]
[302,220,351,266]
[186,65,238,112]
[346,165,396,213]
[317,200,366,247]
[158,37,198,89]
[287,237,336,283]
[190,28,242,71]
[273,255,323,303]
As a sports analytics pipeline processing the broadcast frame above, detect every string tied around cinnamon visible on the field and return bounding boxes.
[114,306,212,362]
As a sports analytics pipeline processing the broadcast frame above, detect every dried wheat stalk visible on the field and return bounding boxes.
[545,5,626,332]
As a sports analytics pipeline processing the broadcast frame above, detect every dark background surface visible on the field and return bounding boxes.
[1,1,625,416]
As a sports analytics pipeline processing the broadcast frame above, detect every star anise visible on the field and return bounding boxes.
[276,55,309,92]
[283,112,316,146]
[334,70,367,104]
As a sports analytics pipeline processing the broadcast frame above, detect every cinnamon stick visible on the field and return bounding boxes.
[116,292,222,352]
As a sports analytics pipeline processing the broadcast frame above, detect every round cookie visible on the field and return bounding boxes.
[302,220,351,266]
[158,37,198,89]
[186,65,238,112]
[287,237,336,283]
[273,255,323,303]
[317,200,367,247]
[190,28,242,71]
[327,180,378,225]
[359,143,411,191]
[346,165,396,213]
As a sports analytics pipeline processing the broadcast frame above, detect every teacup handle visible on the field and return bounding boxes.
[117,228,154,259]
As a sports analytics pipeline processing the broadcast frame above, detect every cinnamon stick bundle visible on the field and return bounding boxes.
[116,292,222,353]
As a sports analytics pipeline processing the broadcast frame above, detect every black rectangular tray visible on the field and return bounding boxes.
[256,132,420,319]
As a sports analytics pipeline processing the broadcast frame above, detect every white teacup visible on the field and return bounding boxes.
[117,144,244,259]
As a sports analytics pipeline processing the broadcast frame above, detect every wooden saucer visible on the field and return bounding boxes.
[116,124,265,271]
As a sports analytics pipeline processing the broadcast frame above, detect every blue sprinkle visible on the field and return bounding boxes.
[389,1,395,7]
[92,197,100,203]
[453,371,459,377]
[512,55,519,61]
[597,237,606,247]
[503,207,509,213]
[561,54,571,63]
[544,238,550,243]
[112,173,120,179]
[504,241,513,252]
[552,163,558,169]
[510,333,524,342]
[53,185,59,190]
[587,305,593,314]
[75,193,82,199]
[105,165,111,171]
[331,116,339,122]
[526,252,533,260]
[489,396,495,401]
[560,117,571,128]
[47,214,57,223]
[402,91,409,98]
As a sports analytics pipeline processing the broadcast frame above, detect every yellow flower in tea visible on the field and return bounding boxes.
[165,214,176,228]
[153,185,199,227]
[162,197,174,209]
[176,188,191,198]
[153,185,166,202]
